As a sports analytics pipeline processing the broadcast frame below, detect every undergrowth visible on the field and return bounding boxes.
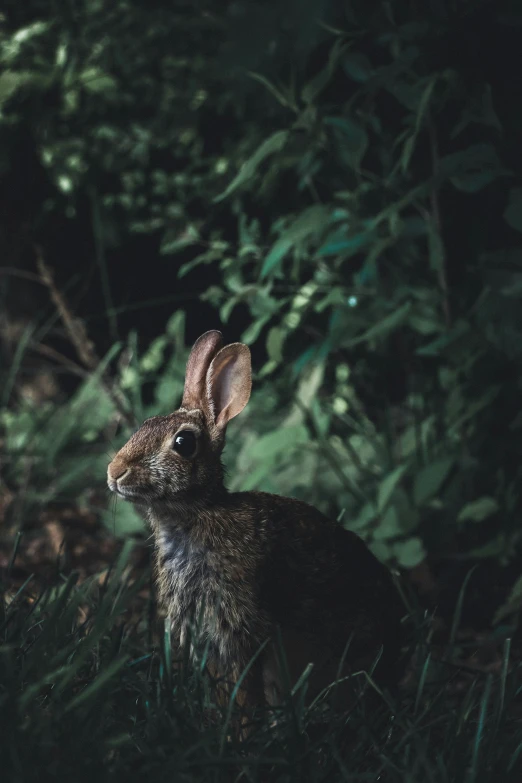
[1,540,522,783]
[1,297,522,781]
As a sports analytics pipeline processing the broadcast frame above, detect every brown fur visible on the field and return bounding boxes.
[108,331,406,719]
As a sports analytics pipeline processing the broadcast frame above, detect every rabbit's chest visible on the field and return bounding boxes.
[155,530,248,656]
[157,531,213,607]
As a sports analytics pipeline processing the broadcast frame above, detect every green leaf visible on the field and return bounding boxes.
[214,130,289,203]
[347,302,412,347]
[414,77,437,134]
[416,319,470,356]
[80,67,118,94]
[458,497,499,523]
[240,315,271,345]
[102,501,146,537]
[347,501,376,532]
[377,464,408,512]
[408,313,441,335]
[301,39,349,104]
[260,205,330,278]
[324,117,368,169]
[248,72,296,110]
[413,457,455,506]
[0,70,35,110]
[494,575,522,624]
[451,84,502,139]
[504,188,522,233]
[373,505,402,540]
[342,53,373,83]
[248,425,308,461]
[369,540,391,563]
[266,326,285,363]
[468,536,507,559]
[401,77,437,173]
[393,537,426,568]
[317,230,374,257]
[439,143,511,193]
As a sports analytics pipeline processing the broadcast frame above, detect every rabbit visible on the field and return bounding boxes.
[107,330,406,717]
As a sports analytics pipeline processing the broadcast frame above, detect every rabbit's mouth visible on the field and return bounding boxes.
[108,476,144,499]
[114,486,136,498]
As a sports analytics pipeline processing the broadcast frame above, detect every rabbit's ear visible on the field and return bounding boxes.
[206,343,251,429]
[182,330,223,410]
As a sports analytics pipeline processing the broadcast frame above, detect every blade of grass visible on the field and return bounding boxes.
[1,323,33,406]
[64,655,129,712]
[470,674,493,781]
[219,639,268,755]
[448,566,478,661]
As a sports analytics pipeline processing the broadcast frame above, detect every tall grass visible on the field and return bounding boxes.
[1,540,522,783]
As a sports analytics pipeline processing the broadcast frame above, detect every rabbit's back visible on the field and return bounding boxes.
[242,492,405,682]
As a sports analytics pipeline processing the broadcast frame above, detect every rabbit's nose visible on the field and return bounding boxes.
[108,463,130,482]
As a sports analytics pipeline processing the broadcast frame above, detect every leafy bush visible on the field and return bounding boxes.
[2,1,522,619]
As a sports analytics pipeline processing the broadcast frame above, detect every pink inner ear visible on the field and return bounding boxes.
[213,355,235,416]
[207,344,251,428]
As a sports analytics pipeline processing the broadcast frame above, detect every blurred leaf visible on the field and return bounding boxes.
[80,68,118,94]
[342,52,372,83]
[401,77,437,172]
[348,302,412,347]
[373,505,402,540]
[248,424,308,461]
[0,70,35,110]
[494,575,522,624]
[102,501,146,537]
[377,464,408,512]
[468,536,507,559]
[266,326,285,363]
[451,84,502,138]
[413,457,455,506]
[214,130,289,202]
[293,363,325,411]
[416,320,470,356]
[317,230,374,257]
[261,205,330,278]
[440,143,510,192]
[347,501,376,532]
[301,39,349,104]
[393,537,426,568]
[504,188,522,233]
[324,116,368,169]
[458,497,499,523]
[248,72,296,110]
[241,316,271,345]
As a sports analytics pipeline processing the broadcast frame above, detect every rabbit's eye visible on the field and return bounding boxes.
[173,430,197,458]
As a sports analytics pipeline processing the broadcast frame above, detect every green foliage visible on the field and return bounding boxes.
[139,1,522,573]
[1,0,522,647]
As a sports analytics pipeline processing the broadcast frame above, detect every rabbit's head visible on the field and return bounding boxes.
[107,331,251,504]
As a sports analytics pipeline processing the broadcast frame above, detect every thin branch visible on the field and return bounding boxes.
[30,342,89,378]
[34,245,137,430]
[35,246,99,371]
[0,267,46,284]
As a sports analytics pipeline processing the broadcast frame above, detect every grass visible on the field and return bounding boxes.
[1,538,522,783]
